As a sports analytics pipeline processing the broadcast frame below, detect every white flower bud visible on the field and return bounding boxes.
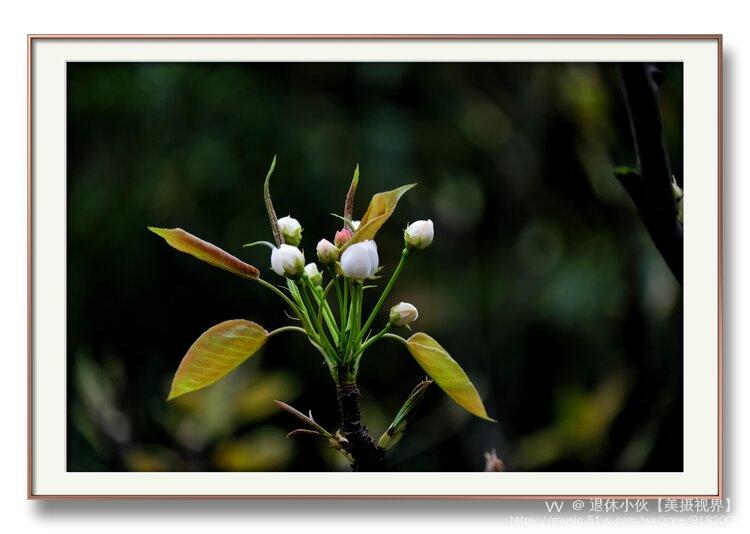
[404,219,434,250]
[270,244,305,278]
[389,302,418,327]
[316,238,338,264]
[304,262,323,286]
[351,220,361,231]
[277,215,303,246]
[340,240,379,280]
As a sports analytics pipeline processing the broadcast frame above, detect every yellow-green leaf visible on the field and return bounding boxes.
[405,333,494,422]
[167,320,268,400]
[341,183,416,251]
[149,227,260,279]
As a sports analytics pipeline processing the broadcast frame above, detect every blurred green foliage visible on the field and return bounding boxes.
[67,62,683,472]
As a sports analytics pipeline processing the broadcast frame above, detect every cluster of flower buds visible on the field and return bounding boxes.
[269,214,434,283]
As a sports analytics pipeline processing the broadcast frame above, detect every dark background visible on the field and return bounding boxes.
[67,62,683,472]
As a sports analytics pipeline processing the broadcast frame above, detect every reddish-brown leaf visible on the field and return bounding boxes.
[149,227,259,279]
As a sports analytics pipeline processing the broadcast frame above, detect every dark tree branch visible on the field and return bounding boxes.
[336,383,385,471]
[617,63,683,284]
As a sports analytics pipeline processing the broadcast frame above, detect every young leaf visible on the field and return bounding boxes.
[275,400,354,462]
[405,333,495,422]
[343,164,360,223]
[263,156,284,246]
[378,379,432,450]
[273,400,332,437]
[340,183,416,251]
[149,227,260,279]
[167,320,268,400]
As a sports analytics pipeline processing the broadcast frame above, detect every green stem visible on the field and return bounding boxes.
[268,325,308,338]
[358,248,410,343]
[353,323,391,361]
[255,277,304,319]
[308,278,339,343]
[331,268,346,330]
[342,276,350,331]
[299,280,338,359]
[343,280,360,363]
[383,332,408,345]
[356,283,363,339]
[258,277,338,380]
[284,278,318,341]
[308,337,338,382]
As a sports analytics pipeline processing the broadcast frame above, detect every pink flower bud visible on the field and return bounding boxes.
[334,227,353,247]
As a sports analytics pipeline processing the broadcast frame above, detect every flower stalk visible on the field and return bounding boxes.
[358,248,410,343]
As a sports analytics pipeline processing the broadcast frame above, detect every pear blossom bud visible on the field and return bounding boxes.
[316,238,338,264]
[270,244,305,278]
[277,215,303,246]
[340,240,379,280]
[304,262,323,286]
[334,227,352,247]
[351,220,361,231]
[404,219,434,250]
[389,302,418,327]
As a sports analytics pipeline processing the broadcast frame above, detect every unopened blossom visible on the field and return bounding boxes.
[334,227,353,247]
[304,262,323,286]
[404,219,434,250]
[340,240,379,280]
[278,215,303,246]
[270,244,305,278]
[316,238,338,264]
[351,220,361,231]
[389,302,418,327]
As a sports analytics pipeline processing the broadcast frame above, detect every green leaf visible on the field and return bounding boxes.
[378,379,432,450]
[167,320,269,400]
[148,227,260,279]
[340,183,416,251]
[405,333,494,422]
